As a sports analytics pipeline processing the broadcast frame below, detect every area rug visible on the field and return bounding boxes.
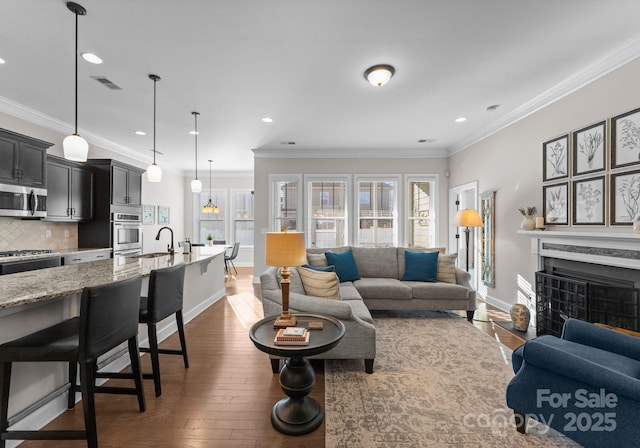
[325,311,578,447]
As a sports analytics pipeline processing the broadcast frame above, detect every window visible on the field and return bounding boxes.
[231,189,254,246]
[198,189,226,243]
[356,178,398,247]
[307,179,348,247]
[270,175,302,231]
[407,177,437,248]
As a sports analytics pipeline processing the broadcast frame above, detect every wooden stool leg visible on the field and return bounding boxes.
[128,337,146,412]
[68,362,77,409]
[148,323,162,397]
[80,361,98,448]
[514,410,527,434]
[176,311,189,368]
[0,362,12,448]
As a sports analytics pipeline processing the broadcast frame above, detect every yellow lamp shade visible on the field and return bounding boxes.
[265,232,306,267]
[454,209,484,227]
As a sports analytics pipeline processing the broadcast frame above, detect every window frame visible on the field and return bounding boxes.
[269,174,303,232]
[404,174,439,248]
[230,188,255,247]
[304,174,351,248]
[353,175,401,247]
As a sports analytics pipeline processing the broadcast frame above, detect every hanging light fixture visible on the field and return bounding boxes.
[147,74,162,182]
[363,64,395,87]
[63,2,89,162]
[202,159,214,214]
[190,112,202,193]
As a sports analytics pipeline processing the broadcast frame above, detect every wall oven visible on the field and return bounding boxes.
[112,210,142,254]
[0,183,47,217]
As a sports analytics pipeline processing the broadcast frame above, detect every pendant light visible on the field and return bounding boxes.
[190,111,202,193]
[202,160,214,213]
[147,74,162,182]
[63,2,89,162]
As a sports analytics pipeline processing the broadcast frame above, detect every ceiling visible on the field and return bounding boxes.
[2,1,640,175]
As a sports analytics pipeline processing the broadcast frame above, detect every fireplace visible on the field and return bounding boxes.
[522,230,640,337]
[535,258,640,336]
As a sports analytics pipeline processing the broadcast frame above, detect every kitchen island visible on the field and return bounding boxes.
[0,246,226,443]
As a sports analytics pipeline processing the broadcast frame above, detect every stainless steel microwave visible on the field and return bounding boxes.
[0,183,47,217]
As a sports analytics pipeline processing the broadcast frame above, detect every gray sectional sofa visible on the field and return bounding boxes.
[260,246,476,374]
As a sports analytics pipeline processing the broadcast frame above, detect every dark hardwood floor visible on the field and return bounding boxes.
[21,268,524,447]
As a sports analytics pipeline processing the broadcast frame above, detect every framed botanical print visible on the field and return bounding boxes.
[158,205,170,225]
[142,204,155,225]
[543,134,569,181]
[611,107,640,169]
[543,182,569,225]
[572,176,605,225]
[572,121,606,176]
[611,169,640,225]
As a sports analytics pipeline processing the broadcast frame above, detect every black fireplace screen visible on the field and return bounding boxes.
[535,270,640,337]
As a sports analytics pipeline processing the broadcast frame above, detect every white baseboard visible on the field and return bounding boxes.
[481,293,512,313]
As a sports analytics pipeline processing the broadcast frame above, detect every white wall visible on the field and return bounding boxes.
[448,56,640,311]
[253,156,449,278]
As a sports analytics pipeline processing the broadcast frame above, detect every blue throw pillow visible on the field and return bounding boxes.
[402,251,439,282]
[302,264,335,272]
[325,250,360,282]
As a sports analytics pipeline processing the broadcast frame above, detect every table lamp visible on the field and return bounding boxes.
[453,209,484,272]
[265,230,307,328]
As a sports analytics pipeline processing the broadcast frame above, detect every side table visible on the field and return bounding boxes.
[249,313,345,435]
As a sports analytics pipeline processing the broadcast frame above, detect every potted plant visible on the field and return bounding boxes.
[518,206,537,230]
[206,234,213,246]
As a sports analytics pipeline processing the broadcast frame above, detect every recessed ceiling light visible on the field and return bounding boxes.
[262,117,273,123]
[134,130,146,135]
[81,52,102,64]
[0,57,5,64]
[189,130,199,135]
[455,117,467,123]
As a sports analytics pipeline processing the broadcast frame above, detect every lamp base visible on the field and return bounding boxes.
[274,314,297,329]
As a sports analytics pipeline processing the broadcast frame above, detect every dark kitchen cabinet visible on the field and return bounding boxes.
[46,156,94,221]
[0,128,52,187]
[111,164,142,206]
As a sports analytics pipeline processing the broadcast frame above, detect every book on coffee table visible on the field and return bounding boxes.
[274,327,310,346]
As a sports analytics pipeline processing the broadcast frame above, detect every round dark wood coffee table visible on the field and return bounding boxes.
[249,313,345,435]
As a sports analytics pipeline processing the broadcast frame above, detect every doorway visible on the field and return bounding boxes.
[448,182,479,289]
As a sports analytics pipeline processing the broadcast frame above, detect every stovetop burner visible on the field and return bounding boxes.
[0,249,55,257]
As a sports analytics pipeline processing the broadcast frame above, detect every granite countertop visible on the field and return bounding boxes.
[57,248,112,255]
[0,246,226,310]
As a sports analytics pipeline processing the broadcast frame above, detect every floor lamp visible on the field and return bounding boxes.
[454,209,484,272]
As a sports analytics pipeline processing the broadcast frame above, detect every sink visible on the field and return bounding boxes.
[134,252,173,259]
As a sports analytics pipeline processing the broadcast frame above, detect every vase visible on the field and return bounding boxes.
[510,304,531,331]
[520,215,535,231]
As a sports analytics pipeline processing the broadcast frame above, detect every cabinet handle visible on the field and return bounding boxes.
[71,258,82,262]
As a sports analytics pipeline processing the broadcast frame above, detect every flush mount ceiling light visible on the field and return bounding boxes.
[455,117,467,123]
[261,117,273,123]
[146,74,162,182]
[81,52,102,64]
[190,112,202,193]
[63,2,89,162]
[364,64,395,87]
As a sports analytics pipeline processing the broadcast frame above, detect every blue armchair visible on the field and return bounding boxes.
[506,318,640,448]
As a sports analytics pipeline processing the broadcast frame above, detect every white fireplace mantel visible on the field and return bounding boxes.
[519,230,640,271]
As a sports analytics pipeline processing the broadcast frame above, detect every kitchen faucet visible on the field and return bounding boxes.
[156,227,174,254]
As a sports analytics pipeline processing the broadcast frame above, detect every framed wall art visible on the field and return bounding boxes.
[610,169,640,225]
[572,121,606,176]
[572,176,605,225]
[142,204,155,225]
[611,107,640,169]
[543,182,569,225]
[158,205,170,225]
[543,134,569,182]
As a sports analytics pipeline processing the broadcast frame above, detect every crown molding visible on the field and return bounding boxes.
[252,147,449,159]
[448,34,640,156]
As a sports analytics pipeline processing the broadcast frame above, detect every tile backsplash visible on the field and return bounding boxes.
[0,217,78,251]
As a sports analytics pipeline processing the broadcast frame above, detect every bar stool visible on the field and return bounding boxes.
[0,274,145,448]
[138,263,188,397]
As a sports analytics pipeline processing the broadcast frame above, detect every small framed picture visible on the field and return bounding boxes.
[543,134,569,182]
[611,107,640,169]
[142,204,155,225]
[158,205,170,225]
[543,182,569,225]
[572,176,605,225]
[572,121,606,176]
[611,169,640,225]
